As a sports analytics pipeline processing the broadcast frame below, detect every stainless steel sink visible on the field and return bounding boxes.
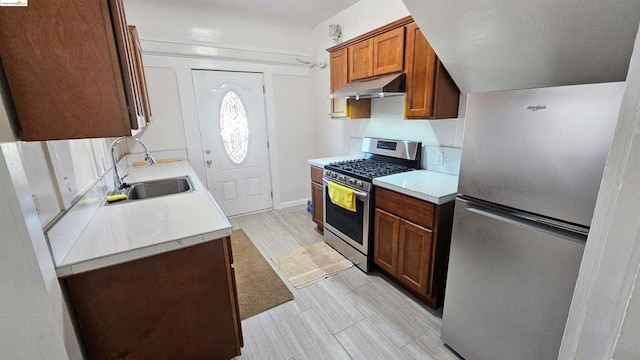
[126,176,194,200]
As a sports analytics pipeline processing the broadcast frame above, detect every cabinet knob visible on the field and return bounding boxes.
[206,160,213,168]
[205,149,211,154]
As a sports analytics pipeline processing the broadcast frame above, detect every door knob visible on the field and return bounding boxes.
[205,149,211,154]
[206,159,213,168]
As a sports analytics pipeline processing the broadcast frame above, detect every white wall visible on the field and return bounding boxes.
[125,0,312,56]
[14,142,61,225]
[559,23,640,360]
[310,0,465,158]
[0,146,74,360]
[272,74,317,206]
[129,67,187,154]
[123,1,316,209]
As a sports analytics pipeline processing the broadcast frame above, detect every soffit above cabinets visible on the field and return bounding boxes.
[402,0,640,93]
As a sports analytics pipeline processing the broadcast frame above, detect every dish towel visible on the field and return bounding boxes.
[327,181,356,212]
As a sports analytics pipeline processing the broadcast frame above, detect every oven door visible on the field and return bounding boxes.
[323,179,370,255]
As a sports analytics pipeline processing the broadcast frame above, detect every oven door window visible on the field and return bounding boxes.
[325,191,365,246]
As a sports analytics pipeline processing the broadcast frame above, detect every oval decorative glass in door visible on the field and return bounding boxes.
[219,91,249,165]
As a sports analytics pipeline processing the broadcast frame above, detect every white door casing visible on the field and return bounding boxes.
[192,70,272,216]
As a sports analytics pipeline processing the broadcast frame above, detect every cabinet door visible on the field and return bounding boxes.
[404,22,438,119]
[397,220,433,296]
[374,208,400,274]
[128,25,152,125]
[65,239,242,359]
[110,0,145,131]
[348,39,374,80]
[0,0,134,140]
[311,181,324,229]
[373,27,405,76]
[329,49,371,119]
[330,48,348,118]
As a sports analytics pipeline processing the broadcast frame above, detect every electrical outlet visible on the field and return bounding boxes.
[436,151,445,165]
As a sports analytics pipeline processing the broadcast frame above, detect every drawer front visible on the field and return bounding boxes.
[311,166,324,184]
[376,187,434,229]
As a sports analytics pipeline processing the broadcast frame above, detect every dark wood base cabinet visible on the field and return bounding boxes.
[311,166,324,232]
[64,238,242,360]
[373,187,454,309]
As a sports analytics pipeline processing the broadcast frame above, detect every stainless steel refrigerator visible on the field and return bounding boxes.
[441,82,625,360]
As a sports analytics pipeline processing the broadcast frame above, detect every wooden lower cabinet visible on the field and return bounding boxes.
[310,166,324,232]
[64,238,242,360]
[373,209,400,274]
[373,187,454,309]
[397,220,433,295]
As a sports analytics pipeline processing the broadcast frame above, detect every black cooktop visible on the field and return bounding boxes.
[325,159,416,181]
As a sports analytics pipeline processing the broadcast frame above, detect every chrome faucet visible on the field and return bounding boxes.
[110,137,156,192]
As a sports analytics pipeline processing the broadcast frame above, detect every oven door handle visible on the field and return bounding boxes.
[323,179,369,199]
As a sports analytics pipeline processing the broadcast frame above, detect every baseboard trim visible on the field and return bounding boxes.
[277,199,308,209]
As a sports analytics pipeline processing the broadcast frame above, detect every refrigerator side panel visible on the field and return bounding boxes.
[459,82,624,227]
[442,199,585,360]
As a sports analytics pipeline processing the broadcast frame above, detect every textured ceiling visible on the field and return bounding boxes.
[130,0,360,29]
[402,0,640,93]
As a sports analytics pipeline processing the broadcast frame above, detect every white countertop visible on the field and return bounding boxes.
[53,161,232,277]
[373,170,459,205]
[307,155,362,168]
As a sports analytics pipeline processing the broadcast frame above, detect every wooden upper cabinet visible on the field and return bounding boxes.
[373,26,405,76]
[326,16,459,122]
[348,39,374,81]
[329,48,371,119]
[0,0,150,140]
[330,48,349,93]
[128,25,152,125]
[330,48,348,117]
[404,22,460,119]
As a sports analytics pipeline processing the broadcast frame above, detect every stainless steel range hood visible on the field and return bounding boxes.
[330,72,405,100]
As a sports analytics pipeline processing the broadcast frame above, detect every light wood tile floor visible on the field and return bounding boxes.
[230,206,460,360]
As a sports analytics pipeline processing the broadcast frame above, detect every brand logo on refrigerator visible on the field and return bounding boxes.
[526,105,546,111]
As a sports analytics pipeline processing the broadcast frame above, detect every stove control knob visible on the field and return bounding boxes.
[338,175,346,181]
[356,181,364,188]
[331,172,338,178]
[349,178,356,185]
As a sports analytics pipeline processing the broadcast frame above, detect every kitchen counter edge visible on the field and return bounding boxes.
[373,170,458,205]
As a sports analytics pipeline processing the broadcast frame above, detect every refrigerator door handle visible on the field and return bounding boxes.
[460,197,588,245]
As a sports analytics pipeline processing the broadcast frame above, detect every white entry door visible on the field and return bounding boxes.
[192,70,272,216]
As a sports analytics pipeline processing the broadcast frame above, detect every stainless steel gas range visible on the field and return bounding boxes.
[323,137,422,272]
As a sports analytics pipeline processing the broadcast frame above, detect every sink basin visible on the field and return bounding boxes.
[126,176,194,200]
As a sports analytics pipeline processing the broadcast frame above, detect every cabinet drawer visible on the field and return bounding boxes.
[376,187,434,229]
[311,166,324,184]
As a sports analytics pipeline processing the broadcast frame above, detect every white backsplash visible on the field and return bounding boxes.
[423,145,462,175]
[348,137,364,157]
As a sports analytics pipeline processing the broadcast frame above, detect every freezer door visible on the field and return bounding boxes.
[442,198,585,360]
[460,82,624,227]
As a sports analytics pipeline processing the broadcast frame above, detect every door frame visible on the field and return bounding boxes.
[141,54,311,211]
[192,69,274,216]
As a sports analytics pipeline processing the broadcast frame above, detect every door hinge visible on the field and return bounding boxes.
[270,191,273,198]
[266,141,270,149]
[263,85,265,93]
